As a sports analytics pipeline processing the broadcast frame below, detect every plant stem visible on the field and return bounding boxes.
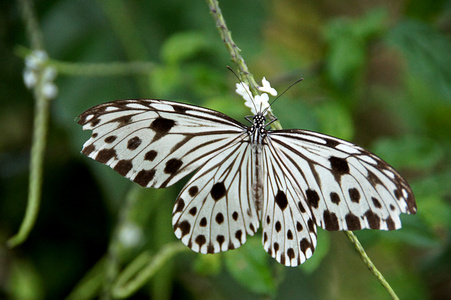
[8,0,51,248]
[345,231,399,300]
[206,0,259,94]
[206,0,282,129]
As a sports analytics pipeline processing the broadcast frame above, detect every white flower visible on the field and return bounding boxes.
[258,77,277,96]
[23,50,58,99]
[23,69,37,88]
[235,77,277,115]
[25,50,48,70]
[42,82,58,99]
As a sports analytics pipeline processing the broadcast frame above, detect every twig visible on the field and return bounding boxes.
[8,0,52,248]
[345,231,399,300]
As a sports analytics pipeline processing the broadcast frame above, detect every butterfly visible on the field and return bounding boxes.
[77,83,416,267]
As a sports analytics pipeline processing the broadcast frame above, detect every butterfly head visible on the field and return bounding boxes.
[248,112,268,144]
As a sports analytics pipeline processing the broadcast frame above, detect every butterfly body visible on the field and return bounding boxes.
[78,98,416,266]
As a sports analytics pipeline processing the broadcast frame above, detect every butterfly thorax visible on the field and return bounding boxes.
[249,113,267,145]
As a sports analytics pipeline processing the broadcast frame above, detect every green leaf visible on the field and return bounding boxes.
[386,20,451,101]
[161,31,211,65]
[224,238,276,296]
[193,253,222,276]
[324,9,387,88]
[372,135,444,170]
[314,101,354,140]
[149,65,182,97]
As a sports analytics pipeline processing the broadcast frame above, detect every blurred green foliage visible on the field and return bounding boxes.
[1,0,451,299]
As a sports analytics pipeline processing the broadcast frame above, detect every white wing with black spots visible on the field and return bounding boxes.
[78,99,246,188]
[267,130,416,233]
[261,141,318,266]
[172,140,260,254]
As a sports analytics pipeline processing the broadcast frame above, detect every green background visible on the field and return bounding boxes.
[1,0,450,299]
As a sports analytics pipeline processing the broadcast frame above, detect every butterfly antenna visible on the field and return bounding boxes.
[262,78,304,115]
[227,66,258,114]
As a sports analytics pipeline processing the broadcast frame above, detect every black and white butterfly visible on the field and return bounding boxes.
[78,95,416,267]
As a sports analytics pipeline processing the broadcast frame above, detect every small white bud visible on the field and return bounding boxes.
[42,82,58,99]
[23,69,37,88]
[43,66,57,82]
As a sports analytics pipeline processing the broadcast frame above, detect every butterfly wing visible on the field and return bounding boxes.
[261,142,318,266]
[266,129,416,233]
[78,99,246,188]
[172,140,260,254]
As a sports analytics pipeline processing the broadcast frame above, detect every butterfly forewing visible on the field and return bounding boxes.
[78,99,246,188]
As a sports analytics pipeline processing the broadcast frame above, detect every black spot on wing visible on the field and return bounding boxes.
[275,190,288,210]
[189,207,197,216]
[349,188,361,203]
[114,160,133,176]
[174,198,185,214]
[127,136,142,150]
[174,220,190,237]
[287,248,295,260]
[323,210,339,231]
[329,156,350,175]
[364,210,381,229]
[104,136,117,143]
[372,197,382,209]
[235,230,243,242]
[82,144,95,156]
[211,182,226,201]
[215,213,224,224]
[330,192,340,205]
[164,158,183,174]
[112,114,132,126]
[275,221,281,232]
[386,216,396,230]
[150,117,175,141]
[296,222,303,232]
[298,201,306,213]
[96,149,117,163]
[134,169,156,187]
[306,189,320,209]
[367,170,382,185]
[300,238,312,254]
[217,235,225,247]
[188,186,199,197]
[345,213,361,230]
[144,150,157,161]
[195,235,206,248]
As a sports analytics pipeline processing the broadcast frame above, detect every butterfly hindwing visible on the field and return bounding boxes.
[172,141,260,253]
[261,143,318,266]
[78,99,246,188]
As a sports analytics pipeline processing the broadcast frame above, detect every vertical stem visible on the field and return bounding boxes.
[8,0,51,248]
